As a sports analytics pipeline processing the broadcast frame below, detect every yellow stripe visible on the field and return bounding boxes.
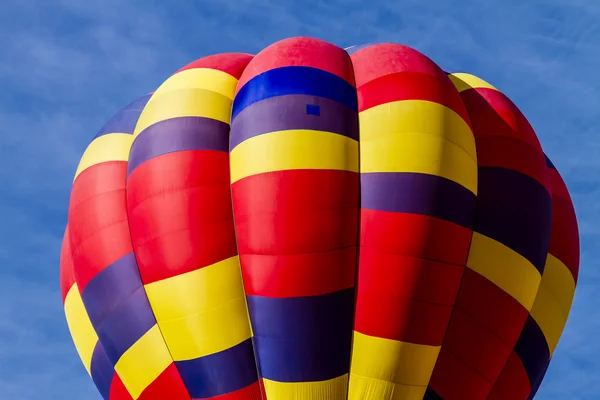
[64,284,98,375]
[134,88,232,136]
[529,253,577,355]
[74,133,133,181]
[144,256,252,360]
[115,324,172,399]
[467,233,542,310]
[542,254,576,314]
[359,100,476,160]
[263,374,348,400]
[149,68,239,101]
[349,331,439,391]
[448,73,499,93]
[230,130,359,183]
[529,281,568,355]
[348,375,427,400]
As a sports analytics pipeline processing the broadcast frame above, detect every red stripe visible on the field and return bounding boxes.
[357,71,471,125]
[59,227,75,302]
[138,363,189,400]
[429,348,493,400]
[109,374,133,400]
[360,209,472,265]
[460,88,542,151]
[455,269,529,346]
[127,150,237,284]
[476,136,551,194]
[175,53,254,78]
[548,169,580,280]
[442,309,513,383]
[492,351,532,400]
[235,37,355,94]
[196,380,264,400]
[68,161,132,291]
[354,249,462,345]
[232,169,359,297]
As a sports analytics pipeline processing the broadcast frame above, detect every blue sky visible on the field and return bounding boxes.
[0,0,598,399]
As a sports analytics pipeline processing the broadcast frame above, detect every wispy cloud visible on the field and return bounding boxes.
[1,0,598,399]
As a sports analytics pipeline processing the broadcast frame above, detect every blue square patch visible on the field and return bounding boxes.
[306,104,320,116]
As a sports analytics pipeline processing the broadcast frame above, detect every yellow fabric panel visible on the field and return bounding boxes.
[73,133,133,181]
[348,375,427,400]
[64,284,98,375]
[350,331,439,387]
[144,256,251,360]
[542,253,576,315]
[448,73,499,93]
[530,281,568,355]
[262,374,348,400]
[467,233,542,311]
[358,100,476,161]
[115,324,172,399]
[133,88,232,136]
[230,130,359,183]
[360,130,477,195]
[149,68,238,101]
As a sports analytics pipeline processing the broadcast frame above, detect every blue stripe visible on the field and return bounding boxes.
[514,316,550,388]
[175,339,258,398]
[232,66,357,121]
[526,360,549,400]
[544,153,557,170]
[90,342,114,400]
[94,93,151,138]
[95,286,157,365]
[82,252,143,329]
[475,167,552,274]
[246,288,355,382]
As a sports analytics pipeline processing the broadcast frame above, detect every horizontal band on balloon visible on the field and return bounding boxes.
[476,167,553,273]
[94,94,152,139]
[232,66,358,121]
[235,37,354,94]
[474,136,552,194]
[229,94,358,151]
[134,88,232,136]
[174,339,259,398]
[262,374,348,400]
[467,233,541,311]
[358,99,476,160]
[149,67,240,101]
[144,256,252,360]
[354,251,463,345]
[348,373,428,400]
[529,279,569,355]
[491,352,534,400]
[68,164,133,291]
[73,133,133,180]
[448,73,499,93]
[64,283,98,374]
[90,342,115,399]
[357,72,471,125]
[350,331,439,387]
[127,116,230,176]
[459,87,542,151]
[246,289,354,382]
[361,172,476,229]
[176,53,253,78]
[360,209,472,266]
[230,129,359,183]
[541,254,576,315]
[513,315,551,387]
[126,151,237,284]
[115,324,173,399]
[454,268,529,346]
[360,132,478,195]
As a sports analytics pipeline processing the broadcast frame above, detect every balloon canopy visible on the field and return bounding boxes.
[60,36,580,400]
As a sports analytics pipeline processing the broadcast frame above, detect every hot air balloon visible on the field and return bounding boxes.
[59,37,580,400]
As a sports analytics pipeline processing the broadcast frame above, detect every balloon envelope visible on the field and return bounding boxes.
[60,37,580,400]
